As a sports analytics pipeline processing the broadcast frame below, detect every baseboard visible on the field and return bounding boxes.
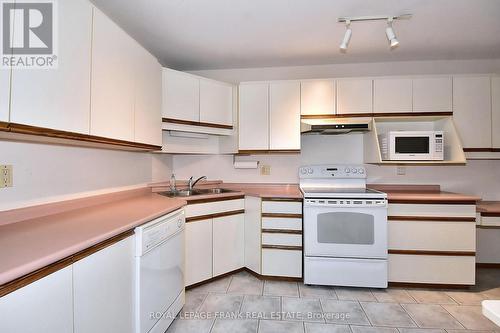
[185,267,246,290]
[476,263,500,268]
[389,282,472,289]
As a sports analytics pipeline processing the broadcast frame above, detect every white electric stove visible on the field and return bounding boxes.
[300,164,389,288]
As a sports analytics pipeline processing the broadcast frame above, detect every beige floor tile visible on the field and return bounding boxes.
[258,320,305,333]
[166,318,214,333]
[180,291,208,315]
[443,305,499,330]
[360,302,417,327]
[335,288,377,302]
[228,273,264,295]
[320,299,370,325]
[304,322,351,333]
[264,280,299,297]
[211,319,258,333]
[350,326,398,333]
[445,291,490,306]
[300,284,337,299]
[198,293,244,314]
[240,295,281,320]
[189,276,232,294]
[283,297,324,322]
[398,329,445,333]
[402,304,464,329]
[407,290,458,305]
[371,289,416,303]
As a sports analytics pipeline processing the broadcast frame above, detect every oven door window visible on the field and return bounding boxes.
[395,137,429,154]
[317,212,374,245]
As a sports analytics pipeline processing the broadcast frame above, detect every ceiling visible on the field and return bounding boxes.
[90,0,500,71]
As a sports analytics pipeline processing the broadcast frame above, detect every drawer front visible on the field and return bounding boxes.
[389,204,476,218]
[262,233,302,246]
[388,220,476,251]
[262,249,302,278]
[388,254,475,285]
[262,217,302,231]
[481,216,500,227]
[185,199,244,217]
[262,201,302,214]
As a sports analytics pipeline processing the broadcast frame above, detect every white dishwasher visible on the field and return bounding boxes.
[135,208,185,333]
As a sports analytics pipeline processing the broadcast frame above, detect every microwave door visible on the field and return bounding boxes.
[392,136,431,160]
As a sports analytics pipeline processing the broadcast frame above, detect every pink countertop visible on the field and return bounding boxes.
[0,191,186,285]
[477,201,500,215]
[368,184,481,203]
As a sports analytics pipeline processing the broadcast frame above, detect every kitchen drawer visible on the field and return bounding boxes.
[262,201,302,214]
[262,248,302,278]
[185,199,244,218]
[262,233,302,247]
[481,216,500,227]
[388,220,476,251]
[388,204,476,218]
[388,254,475,285]
[262,217,302,231]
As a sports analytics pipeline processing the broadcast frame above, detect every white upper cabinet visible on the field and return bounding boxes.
[269,81,301,150]
[374,78,412,114]
[134,47,162,146]
[239,83,269,150]
[453,76,492,149]
[0,266,74,333]
[300,80,335,115]
[413,77,452,113]
[337,79,373,114]
[492,77,500,148]
[162,69,200,122]
[91,8,135,141]
[200,79,233,126]
[10,0,92,133]
[73,237,134,333]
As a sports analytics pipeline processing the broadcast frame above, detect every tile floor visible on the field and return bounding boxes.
[167,268,500,333]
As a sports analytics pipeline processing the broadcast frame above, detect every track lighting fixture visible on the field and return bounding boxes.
[339,20,352,52]
[337,14,411,52]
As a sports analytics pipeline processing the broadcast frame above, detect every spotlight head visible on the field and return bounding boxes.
[385,18,399,50]
[339,20,352,53]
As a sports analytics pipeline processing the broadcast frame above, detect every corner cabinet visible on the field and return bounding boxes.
[0,266,74,333]
[162,69,200,123]
[238,81,301,153]
[200,79,233,126]
[9,0,92,134]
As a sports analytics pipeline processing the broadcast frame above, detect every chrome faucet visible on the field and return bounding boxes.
[188,176,207,191]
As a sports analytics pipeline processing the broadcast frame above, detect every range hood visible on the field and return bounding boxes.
[301,117,372,135]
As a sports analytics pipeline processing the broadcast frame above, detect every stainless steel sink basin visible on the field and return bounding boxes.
[158,188,235,198]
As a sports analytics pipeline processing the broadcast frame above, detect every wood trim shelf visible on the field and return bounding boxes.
[261,229,302,234]
[463,148,500,152]
[186,209,245,222]
[186,195,245,205]
[477,225,500,229]
[237,150,301,155]
[388,249,476,256]
[162,117,233,130]
[261,197,303,202]
[388,282,471,289]
[388,199,478,205]
[480,212,500,217]
[388,216,476,222]
[262,245,303,251]
[0,122,161,151]
[301,112,453,119]
[476,263,500,268]
[261,213,303,219]
[0,229,134,298]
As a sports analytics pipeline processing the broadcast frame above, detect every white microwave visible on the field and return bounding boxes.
[379,131,444,161]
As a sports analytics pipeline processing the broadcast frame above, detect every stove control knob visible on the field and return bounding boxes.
[308,168,313,174]
[352,168,358,174]
[300,168,307,175]
[358,168,365,174]
[344,168,350,173]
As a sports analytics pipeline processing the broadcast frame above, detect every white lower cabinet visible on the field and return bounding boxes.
[0,266,74,333]
[213,214,245,276]
[185,219,213,286]
[245,196,263,274]
[262,249,302,278]
[73,236,135,333]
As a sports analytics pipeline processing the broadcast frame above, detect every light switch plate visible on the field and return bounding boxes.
[396,166,406,176]
[261,165,271,176]
[1,165,13,188]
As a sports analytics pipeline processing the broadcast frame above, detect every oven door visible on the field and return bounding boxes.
[304,203,387,259]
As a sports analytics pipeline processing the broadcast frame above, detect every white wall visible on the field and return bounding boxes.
[0,141,172,210]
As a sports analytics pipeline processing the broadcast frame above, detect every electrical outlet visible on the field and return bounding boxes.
[396,166,406,176]
[0,165,13,188]
[260,165,271,176]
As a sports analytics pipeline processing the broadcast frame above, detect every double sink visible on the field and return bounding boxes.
[159,188,236,198]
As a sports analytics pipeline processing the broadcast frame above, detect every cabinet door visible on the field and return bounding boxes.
[91,8,135,141]
[200,79,233,126]
[244,196,262,274]
[492,77,500,148]
[134,46,162,146]
[10,0,92,134]
[337,79,373,114]
[0,266,73,333]
[269,81,301,150]
[301,80,335,115]
[374,78,412,114]
[413,77,452,113]
[73,237,134,333]
[453,76,492,149]
[162,68,200,122]
[1,68,9,122]
[213,213,244,276]
[185,219,213,286]
[239,83,269,150]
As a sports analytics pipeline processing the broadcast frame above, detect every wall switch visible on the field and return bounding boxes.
[260,165,271,176]
[396,166,406,176]
[0,165,13,188]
